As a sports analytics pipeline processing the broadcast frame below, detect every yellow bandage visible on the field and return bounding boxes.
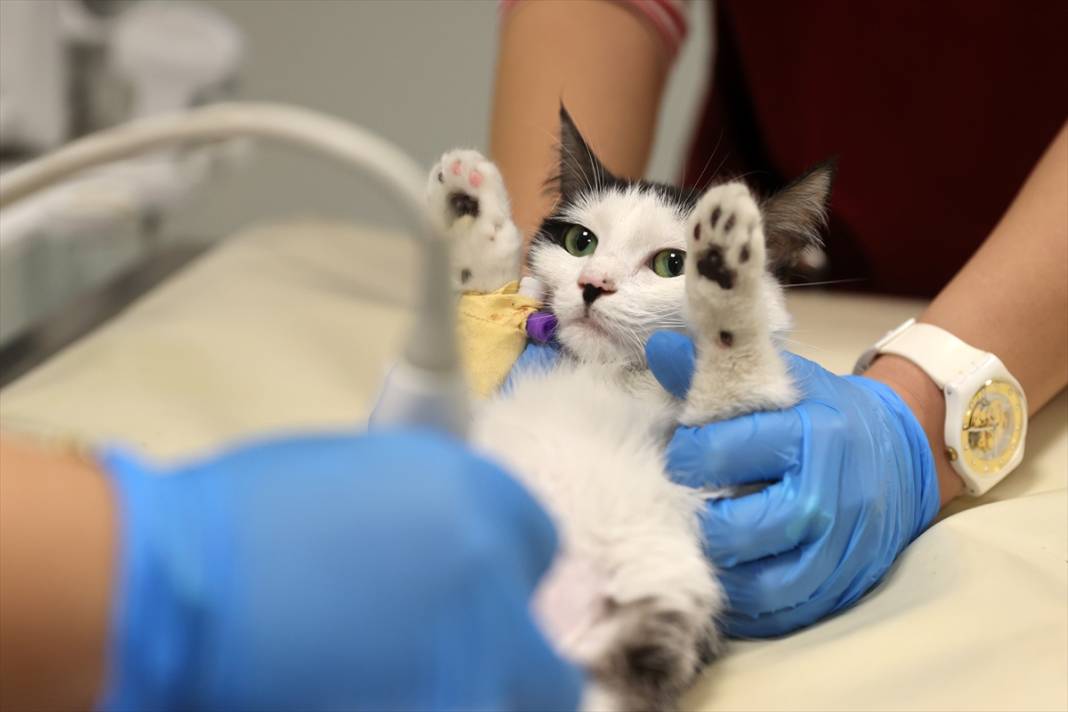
[457,281,540,397]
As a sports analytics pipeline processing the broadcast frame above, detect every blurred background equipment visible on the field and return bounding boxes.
[0,0,244,347]
[0,100,469,436]
[0,0,710,380]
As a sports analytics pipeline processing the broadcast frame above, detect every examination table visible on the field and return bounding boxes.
[1,220,1065,711]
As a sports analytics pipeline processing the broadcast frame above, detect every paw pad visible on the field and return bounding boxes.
[687,181,765,291]
[695,246,734,289]
[449,192,479,218]
[432,151,501,224]
[709,206,722,229]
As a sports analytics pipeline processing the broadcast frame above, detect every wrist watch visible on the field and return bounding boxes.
[854,318,1027,496]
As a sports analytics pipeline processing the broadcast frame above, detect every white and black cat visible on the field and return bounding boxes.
[427,108,833,711]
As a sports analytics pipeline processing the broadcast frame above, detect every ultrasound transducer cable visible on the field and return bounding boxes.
[0,102,469,436]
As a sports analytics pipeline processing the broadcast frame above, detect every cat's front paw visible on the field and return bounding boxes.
[685,182,766,296]
[428,149,504,227]
[681,181,798,424]
[427,150,520,291]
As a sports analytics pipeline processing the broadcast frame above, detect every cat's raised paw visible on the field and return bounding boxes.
[680,179,799,423]
[426,149,521,291]
[686,182,765,292]
[428,149,508,230]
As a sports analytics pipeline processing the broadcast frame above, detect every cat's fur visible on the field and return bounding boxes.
[428,108,833,711]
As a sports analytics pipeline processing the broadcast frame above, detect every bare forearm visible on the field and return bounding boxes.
[490,0,671,240]
[0,436,115,710]
[868,123,1068,506]
[922,122,1068,411]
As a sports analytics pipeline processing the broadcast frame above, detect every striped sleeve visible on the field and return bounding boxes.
[500,0,691,60]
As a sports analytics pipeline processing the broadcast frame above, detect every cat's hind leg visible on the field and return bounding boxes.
[427,149,521,292]
[681,182,798,424]
[577,525,724,712]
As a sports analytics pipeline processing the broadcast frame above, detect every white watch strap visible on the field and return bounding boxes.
[879,323,989,388]
[854,319,987,388]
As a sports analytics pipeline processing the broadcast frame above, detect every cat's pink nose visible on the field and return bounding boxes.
[578,275,616,292]
[578,276,616,305]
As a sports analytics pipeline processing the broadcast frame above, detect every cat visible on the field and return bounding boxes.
[426,107,833,711]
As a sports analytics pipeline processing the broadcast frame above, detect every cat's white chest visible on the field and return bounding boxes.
[470,364,714,669]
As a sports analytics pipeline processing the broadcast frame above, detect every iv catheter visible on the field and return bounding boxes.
[0,102,469,436]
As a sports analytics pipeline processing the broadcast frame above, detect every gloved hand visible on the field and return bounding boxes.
[503,341,562,392]
[645,331,941,637]
[97,430,581,711]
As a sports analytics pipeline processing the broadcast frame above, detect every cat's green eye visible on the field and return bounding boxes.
[650,249,686,278]
[563,225,598,257]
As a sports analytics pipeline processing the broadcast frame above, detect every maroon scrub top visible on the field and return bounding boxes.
[683,1,1067,296]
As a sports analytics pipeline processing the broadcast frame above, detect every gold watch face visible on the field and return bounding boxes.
[960,380,1024,476]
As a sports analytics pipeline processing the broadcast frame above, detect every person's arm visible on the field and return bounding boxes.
[0,431,580,711]
[866,121,1068,505]
[642,123,1068,637]
[490,0,674,240]
[0,436,115,710]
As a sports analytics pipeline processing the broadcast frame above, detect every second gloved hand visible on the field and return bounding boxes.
[97,430,581,711]
[645,331,941,637]
[502,340,563,392]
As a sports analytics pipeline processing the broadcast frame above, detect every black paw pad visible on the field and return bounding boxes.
[697,634,720,666]
[624,643,678,683]
[723,213,736,232]
[719,330,734,347]
[696,246,736,289]
[740,243,750,263]
[460,268,472,284]
[693,224,701,241]
[709,206,722,229]
[448,192,479,218]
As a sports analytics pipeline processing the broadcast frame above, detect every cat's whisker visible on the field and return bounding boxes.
[777,336,835,355]
[683,130,724,204]
[602,314,652,357]
[782,277,866,288]
[709,151,732,187]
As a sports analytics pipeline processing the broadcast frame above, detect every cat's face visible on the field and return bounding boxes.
[529,107,834,367]
[531,186,692,365]
[528,107,697,366]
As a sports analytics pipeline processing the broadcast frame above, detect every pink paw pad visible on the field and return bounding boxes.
[450,159,463,176]
[468,170,483,188]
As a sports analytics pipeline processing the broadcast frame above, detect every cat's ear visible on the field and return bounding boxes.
[554,104,612,198]
[762,159,836,272]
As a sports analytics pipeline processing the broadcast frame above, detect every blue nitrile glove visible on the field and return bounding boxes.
[645,331,940,638]
[97,430,582,712]
[503,341,562,392]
